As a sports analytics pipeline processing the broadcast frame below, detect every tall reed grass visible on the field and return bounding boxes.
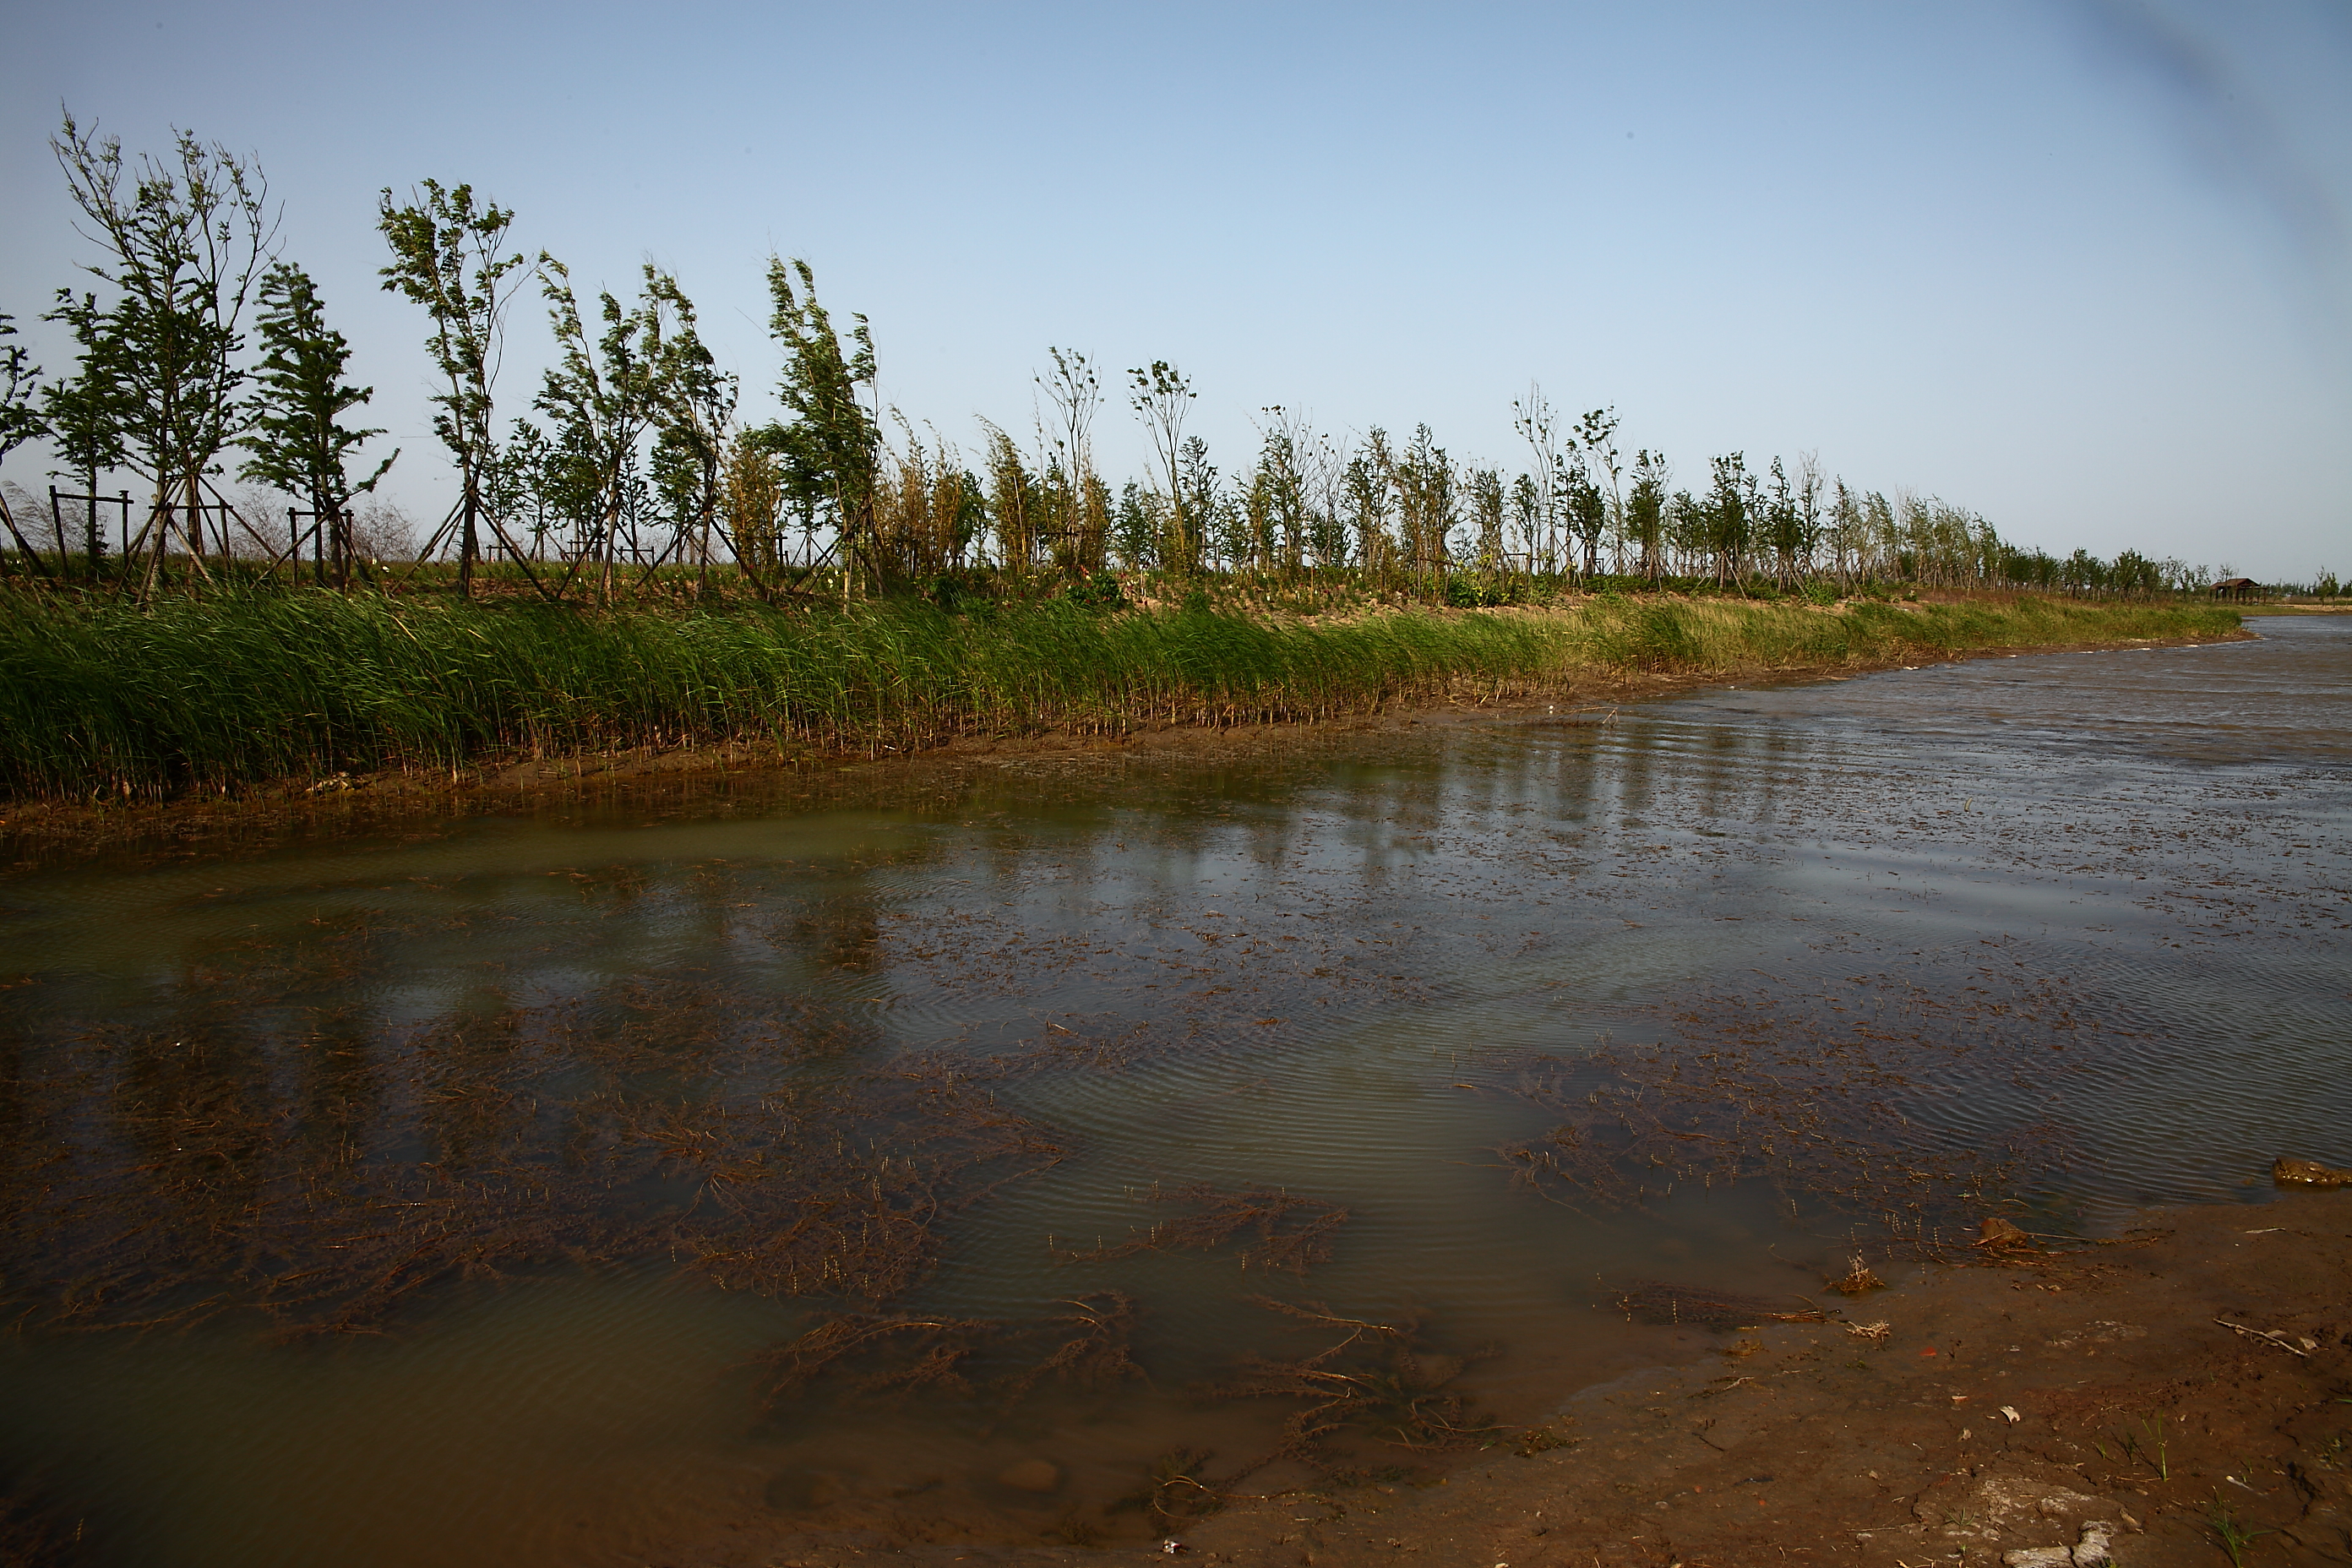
[0,587,2238,800]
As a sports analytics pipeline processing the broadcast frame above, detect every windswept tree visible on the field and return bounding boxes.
[1127,361,1196,574]
[756,256,879,596]
[716,433,788,593]
[641,270,738,595]
[536,257,669,599]
[54,113,278,584]
[378,180,529,596]
[0,313,48,571]
[237,264,396,586]
[40,291,129,571]
[977,417,1037,573]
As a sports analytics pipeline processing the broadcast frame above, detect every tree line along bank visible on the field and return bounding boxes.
[2,115,2329,607]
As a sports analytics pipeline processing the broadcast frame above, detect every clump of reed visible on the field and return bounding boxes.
[0,585,2239,803]
[0,587,1569,801]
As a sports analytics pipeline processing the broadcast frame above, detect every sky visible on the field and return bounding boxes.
[3,0,2347,579]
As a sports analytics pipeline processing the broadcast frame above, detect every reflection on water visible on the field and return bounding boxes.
[1,617,2345,1565]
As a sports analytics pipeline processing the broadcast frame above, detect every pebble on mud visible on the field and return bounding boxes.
[995,1460,1063,1494]
[2273,1157,2352,1188]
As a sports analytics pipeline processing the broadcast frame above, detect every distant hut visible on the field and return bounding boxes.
[2211,577,2259,600]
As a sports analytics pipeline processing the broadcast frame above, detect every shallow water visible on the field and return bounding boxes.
[2,616,2345,1564]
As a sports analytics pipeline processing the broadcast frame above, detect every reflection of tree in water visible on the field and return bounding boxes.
[1495,963,2093,1247]
[0,924,1070,1336]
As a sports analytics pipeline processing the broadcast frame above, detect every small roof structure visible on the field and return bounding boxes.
[2211,577,2259,597]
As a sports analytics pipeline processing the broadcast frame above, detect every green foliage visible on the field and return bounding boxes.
[0,589,2240,802]
[376,179,529,592]
[52,112,275,553]
[238,263,395,582]
[753,257,879,582]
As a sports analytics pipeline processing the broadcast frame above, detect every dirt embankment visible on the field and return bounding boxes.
[687,1187,2352,1568]
[0,624,2251,863]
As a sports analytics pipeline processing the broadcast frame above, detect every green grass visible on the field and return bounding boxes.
[0,586,2240,801]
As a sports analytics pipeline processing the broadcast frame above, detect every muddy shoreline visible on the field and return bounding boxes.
[672,1185,2352,1568]
[0,625,2251,866]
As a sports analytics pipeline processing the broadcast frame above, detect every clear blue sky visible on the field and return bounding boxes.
[4,0,2346,578]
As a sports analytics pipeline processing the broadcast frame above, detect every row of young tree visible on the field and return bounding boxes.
[0,117,2248,606]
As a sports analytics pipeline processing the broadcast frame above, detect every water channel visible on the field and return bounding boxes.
[2,615,2345,1565]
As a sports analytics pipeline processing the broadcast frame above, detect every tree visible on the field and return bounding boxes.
[536,256,667,600]
[1761,456,1804,588]
[1175,436,1224,574]
[1250,408,1312,574]
[1465,466,1505,573]
[1037,348,1106,574]
[237,264,396,586]
[758,256,879,597]
[1707,453,1753,585]
[0,313,49,574]
[40,291,130,574]
[1564,454,1609,580]
[1511,384,1564,574]
[1572,406,1621,574]
[54,113,278,585]
[1625,449,1667,581]
[716,433,787,592]
[1126,362,1196,575]
[643,270,738,595]
[1390,424,1455,598]
[378,180,530,596]
[1345,431,1397,584]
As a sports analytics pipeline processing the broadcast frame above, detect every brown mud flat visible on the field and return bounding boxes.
[667,1190,2352,1568]
[0,625,2251,865]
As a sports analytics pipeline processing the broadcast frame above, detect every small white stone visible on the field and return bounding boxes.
[2001,1549,2072,1568]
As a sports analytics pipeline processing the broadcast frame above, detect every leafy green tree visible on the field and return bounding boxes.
[1249,411,1311,574]
[55,113,277,584]
[377,180,530,596]
[1391,424,1455,598]
[1511,384,1564,574]
[237,264,396,585]
[0,313,49,572]
[1465,466,1505,572]
[1112,479,1161,569]
[756,256,879,596]
[1572,406,1621,573]
[39,291,130,572]
[1565,455,1609,581]
[642,270,738,593]
[1762,456,1805,588]
[536,256,667,600]
[1126,362,1197,574]
[1345,431,1397,583]
[1625,450,1667,581]
[1177,436,1226,573]
[1707,453,1753,585]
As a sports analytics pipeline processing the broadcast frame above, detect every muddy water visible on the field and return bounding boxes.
[2,617,2345,1565]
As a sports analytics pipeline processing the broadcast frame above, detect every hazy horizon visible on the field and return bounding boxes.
[4,0,2346,580]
